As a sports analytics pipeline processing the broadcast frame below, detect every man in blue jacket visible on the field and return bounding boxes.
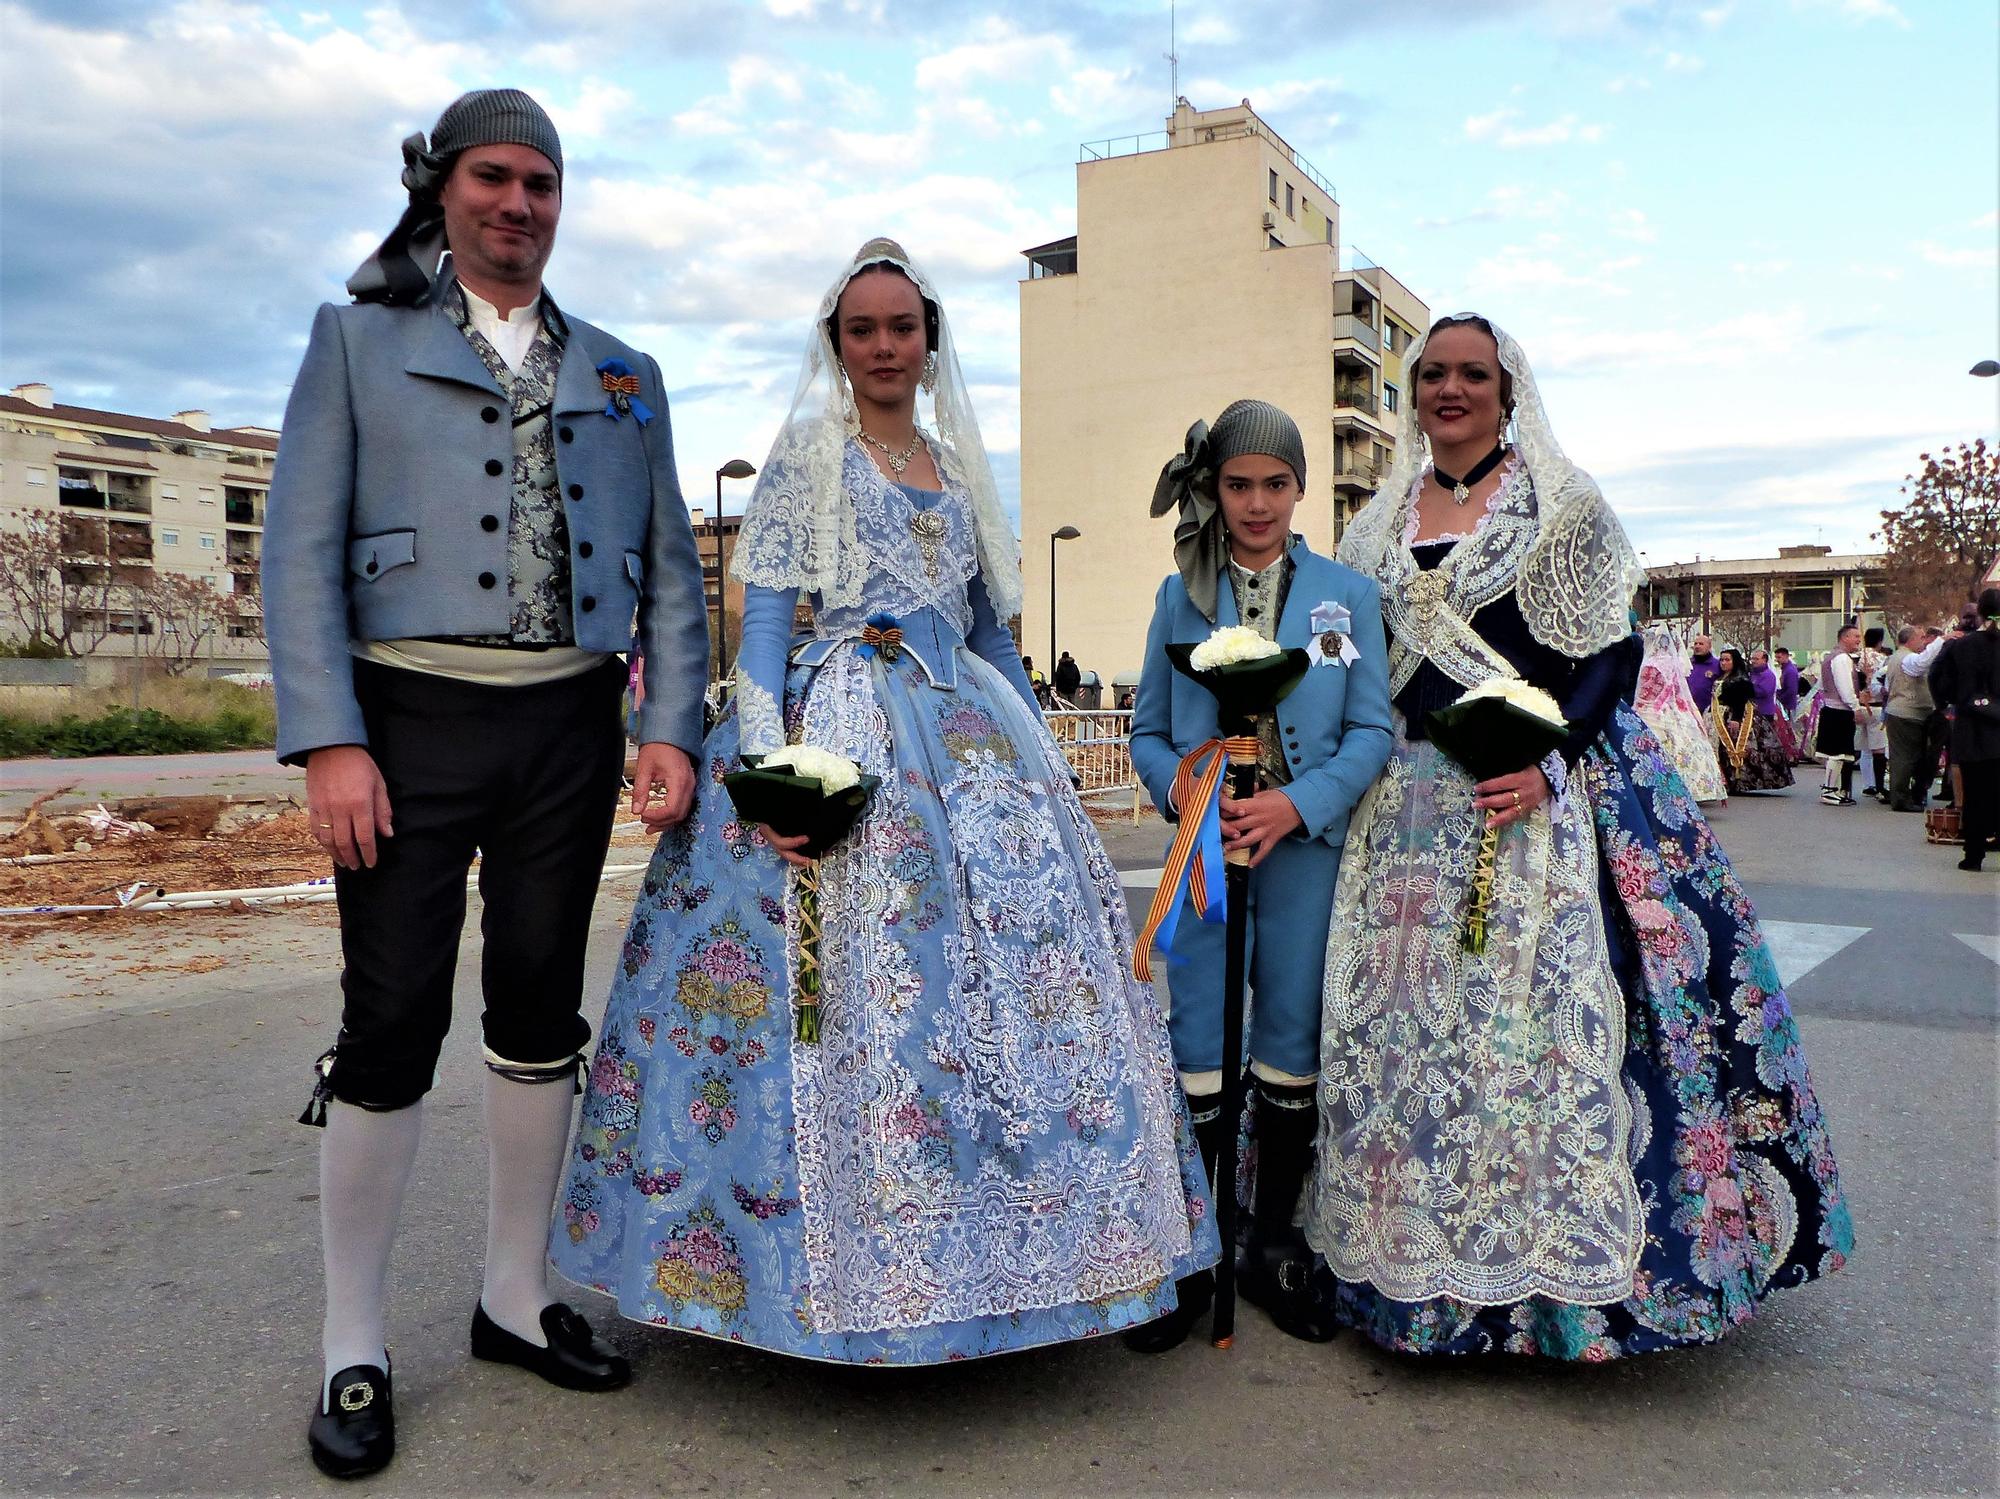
[1127,400,1391,1351]
[263,89,707,1479]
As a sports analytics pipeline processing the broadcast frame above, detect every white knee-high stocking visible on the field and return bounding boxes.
[478,1071,574,1347]
[320,1098,423,1406]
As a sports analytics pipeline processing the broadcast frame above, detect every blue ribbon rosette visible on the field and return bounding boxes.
[595,358,655,426]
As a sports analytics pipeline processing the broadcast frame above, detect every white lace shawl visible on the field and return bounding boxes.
[730,239,1023,621]
[1338,315,1645,662]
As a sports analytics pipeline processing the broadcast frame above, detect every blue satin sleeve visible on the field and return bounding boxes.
[966,571,1039,713]
[735,583,800,758]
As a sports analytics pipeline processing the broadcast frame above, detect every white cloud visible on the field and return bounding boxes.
[915,20,1074,94]
[1604,74,1652,93]
[1972,211,1999,229]
[1915,241,1999,270]
[1610,208,1658,243]
[1793,0,1910,24]
[1664,51,1705,72]
[1463,107,1606,148]
[1699,4,1733,25]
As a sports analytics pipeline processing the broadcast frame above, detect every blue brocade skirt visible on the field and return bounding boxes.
[1317,703,1851,1359]
[549,642,1218,1363]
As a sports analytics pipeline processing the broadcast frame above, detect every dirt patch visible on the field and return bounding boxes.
[1,795,657,940]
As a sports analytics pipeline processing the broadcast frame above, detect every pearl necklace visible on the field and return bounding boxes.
[861,429,923,475]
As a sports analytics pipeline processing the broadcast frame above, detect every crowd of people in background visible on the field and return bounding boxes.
[1694,598,2000,873]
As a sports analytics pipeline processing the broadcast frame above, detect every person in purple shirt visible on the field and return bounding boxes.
[1687,632,1722,713]
[1773,645,1801,713]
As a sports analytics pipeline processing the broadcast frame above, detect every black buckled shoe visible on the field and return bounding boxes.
[1238,1240,1338,1343]
[471,1302,631,1392]
[308,1362,394,1480]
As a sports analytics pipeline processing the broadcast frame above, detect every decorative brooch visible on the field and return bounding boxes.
[596,358,655,426]
[858,613,904,662]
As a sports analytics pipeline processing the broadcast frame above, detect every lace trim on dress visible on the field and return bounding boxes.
[1403,452,1523,548]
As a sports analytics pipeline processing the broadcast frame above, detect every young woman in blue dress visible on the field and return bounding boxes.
[549,239,1218,1362]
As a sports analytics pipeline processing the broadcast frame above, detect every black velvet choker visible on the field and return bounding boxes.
[1433,443,1508,504]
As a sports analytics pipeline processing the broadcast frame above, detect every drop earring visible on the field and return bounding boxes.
[920,351,938,395]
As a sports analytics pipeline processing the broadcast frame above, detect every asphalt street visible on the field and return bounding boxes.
[2,778,1995,1496]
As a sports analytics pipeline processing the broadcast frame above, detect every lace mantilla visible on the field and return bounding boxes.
[1341,316,1645,661]
[730,240,1022,621]
[1374,463,1540,697]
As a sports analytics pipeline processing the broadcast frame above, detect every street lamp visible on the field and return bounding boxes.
[713,458,756,681]
[1049,525,1081,686]
[1971,360,1999,377]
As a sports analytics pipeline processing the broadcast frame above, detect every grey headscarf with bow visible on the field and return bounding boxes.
[1150,398,1308,622]
[345,88,564,306]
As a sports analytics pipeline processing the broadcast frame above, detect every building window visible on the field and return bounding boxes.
[1782,578,1834,610]
[160,529,180,546]
[1718,583,1756,611]
[160,483,179,500]
[1324,220,1333,244]
[199,533,217,550]
[1268,169,1278,203]
[1383,383,1400,414]
[1285,183,1295,218]
[26,466,48,486]
[198,487,216,505]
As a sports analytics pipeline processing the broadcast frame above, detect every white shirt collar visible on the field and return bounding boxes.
[459,283,544,374]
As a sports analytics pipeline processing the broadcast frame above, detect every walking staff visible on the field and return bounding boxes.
[264,88,708,1480]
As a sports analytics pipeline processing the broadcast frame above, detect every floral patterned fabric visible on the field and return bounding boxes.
[1313,703,1851,1357]
[551,546,1217,1361]
[446,282,576,645]
[1718,709,1796,794]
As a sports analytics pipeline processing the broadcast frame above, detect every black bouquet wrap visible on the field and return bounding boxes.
[1421,688,1571,954]
[1422,694,1571,783]
[1164,643,1311,734]
[721,762,880,859]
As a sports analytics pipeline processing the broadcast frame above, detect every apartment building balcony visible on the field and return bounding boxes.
[1332,452,1383,494]
[1332,313,1380,353]
[224,486,265,527]
[226,534,261,567]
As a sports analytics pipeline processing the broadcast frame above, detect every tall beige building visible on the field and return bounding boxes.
[1019,99,1429,683]
[0,382,274,662]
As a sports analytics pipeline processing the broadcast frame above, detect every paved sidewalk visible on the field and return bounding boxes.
[1,775,1993,1494]
[0,749,301,815]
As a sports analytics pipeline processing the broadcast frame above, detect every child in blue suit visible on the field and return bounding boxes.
[1128,399,1392,1349]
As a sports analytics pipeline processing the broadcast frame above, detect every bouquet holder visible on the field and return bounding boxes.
[722,758,879,1042]
[1422,689,1569,954]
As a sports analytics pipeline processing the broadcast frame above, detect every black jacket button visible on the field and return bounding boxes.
[558,426,574,443]
[580,595,597,612]
[568,483,583,500]
[485,458,504,476]
[481,406,500,423]
[577,541,593,559]
[478,572,497,589]
[365,560,377,575]
[480,514,499,532]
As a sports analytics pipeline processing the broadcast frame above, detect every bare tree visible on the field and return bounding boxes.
[1876,439,2000,625]
[143,573,234,675]
[0,507,145,656]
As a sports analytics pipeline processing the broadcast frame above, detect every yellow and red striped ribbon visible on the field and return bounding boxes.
[1132,734,1259,982]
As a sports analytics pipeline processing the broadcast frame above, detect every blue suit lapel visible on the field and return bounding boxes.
[403,296,503,395]
[1276,546,1318,647]
[554,328,610,417]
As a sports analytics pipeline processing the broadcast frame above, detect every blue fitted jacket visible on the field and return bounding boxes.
[1129,539,1393,849]
[262,269,708,765]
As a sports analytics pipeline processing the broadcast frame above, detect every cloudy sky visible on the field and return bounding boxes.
[3,0,1994,564]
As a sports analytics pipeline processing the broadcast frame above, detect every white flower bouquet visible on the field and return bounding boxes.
[1166,626,1309,737]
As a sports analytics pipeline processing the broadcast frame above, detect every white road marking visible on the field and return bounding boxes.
[1119,867,1165,890]
[1953,932,2000,966]
[1758,921,1871,987]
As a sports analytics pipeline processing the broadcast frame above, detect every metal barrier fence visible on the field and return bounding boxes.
[1044,708,1143,804]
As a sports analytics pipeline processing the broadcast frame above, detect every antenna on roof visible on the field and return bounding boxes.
[1166,0,1179,109]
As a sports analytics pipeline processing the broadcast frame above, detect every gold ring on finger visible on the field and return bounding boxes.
[1512,790,1521,808]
